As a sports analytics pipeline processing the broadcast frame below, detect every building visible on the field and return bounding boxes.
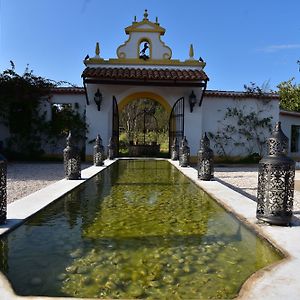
[2,10,299,161]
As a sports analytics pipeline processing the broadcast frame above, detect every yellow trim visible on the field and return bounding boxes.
[86,58,204,66]
[137,37,152,59]
[116,34,133,59]
[95,42,100,56]
[118,92,171,113]
[159,35,172,59]
[125,19,166,35]
[189,44,194,59]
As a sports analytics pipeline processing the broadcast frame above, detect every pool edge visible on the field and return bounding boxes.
[169,159,300,300]
[1,158,300,299]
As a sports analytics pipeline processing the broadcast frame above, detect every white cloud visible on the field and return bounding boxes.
[259,44,300,53]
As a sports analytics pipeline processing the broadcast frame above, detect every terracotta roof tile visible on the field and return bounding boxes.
[205,89,279,99]
[51,87,85,95]
[82,67,209,82]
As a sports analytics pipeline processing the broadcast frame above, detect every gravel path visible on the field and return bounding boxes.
[6,162,300,212]
[6,162,91,204]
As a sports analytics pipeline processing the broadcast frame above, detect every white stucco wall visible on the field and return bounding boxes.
[2,88,279,159]
[44,93,86,154]
[279,112,300,157]
[84,83,204,156]
[117,27,171,60]
[202,96,279,157]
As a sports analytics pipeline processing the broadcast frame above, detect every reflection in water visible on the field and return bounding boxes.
[0,160,282,299]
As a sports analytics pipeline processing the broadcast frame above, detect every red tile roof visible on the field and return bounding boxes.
[82,67,209,82]
[50,87,279,101]
[51,87,85,95]
[205,89,279,99]
[280,110,300,117]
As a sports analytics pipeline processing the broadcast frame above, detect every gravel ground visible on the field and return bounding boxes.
[6,162,91,204]
[6,162,300,212]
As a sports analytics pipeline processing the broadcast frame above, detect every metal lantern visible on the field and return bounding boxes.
[93,134,105,166]
[63,132,81,180]
[108,137,115,160]
[94,88,103,111]
[198,133,214,181]
[0,154,7,224]
[256,122,295,226]
[171,137,179,160]
[189,90,197,113]
[179,136,190,167]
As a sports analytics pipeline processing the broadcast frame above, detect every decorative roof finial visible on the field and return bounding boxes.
[143,9,148,20]
[189,44,194,59]
[95,42,100,56]
[134,15,137,22]
[155,16,159,24]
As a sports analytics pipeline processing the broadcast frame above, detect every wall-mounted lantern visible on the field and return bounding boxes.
[94,134,105,166]
[63,131,81,180]
[108,137,115,160]
[0,154,7,225]
[171,137,179,160]
[189,90,197,113]
[198,133,214,181]
[94,89,103,111]
[256,122,295,226]
[179,136,190,167]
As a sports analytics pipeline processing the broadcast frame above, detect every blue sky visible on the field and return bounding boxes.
[1,0,300,91]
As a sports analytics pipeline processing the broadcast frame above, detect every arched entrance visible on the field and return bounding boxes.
[118,92,172,114]
[118,92,172,157]
[113,92,184,156]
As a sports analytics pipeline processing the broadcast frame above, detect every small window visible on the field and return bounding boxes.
[291,125,300,152]
[139,41,150,60]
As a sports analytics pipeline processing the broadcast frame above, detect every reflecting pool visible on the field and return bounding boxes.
[0,160,282,299]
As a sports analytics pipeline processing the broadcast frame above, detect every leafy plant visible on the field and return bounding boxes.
[278,78,300,112]
[0,62,87,159]
[208,83,273,158]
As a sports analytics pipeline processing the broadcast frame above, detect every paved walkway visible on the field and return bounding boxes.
[6,162,300,212]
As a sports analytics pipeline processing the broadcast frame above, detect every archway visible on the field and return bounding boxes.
[118,92,171,157]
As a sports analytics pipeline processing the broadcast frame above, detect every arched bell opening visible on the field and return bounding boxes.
[138,38,151,60]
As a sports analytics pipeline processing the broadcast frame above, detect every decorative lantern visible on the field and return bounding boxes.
[94,88,103,111]
[171,137,179,160]
[63,132,81,180]
[189,90,197,113]
[0,154,7,224]
[198,133,214,180]
[108,137,115,160]
[93,134,105,166]
[256,122,295,226]
[179,136,190,167]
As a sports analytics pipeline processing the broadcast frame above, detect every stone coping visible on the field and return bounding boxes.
[0,158,299,299]
[169,160,300,300]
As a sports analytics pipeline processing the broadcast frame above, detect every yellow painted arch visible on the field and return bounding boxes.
[118,92,171,113]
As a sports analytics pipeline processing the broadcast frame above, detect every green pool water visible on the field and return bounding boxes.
[0,160,282,299]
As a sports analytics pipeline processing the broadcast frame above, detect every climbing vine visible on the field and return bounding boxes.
[208,91,273,160]
[0,62,87,159]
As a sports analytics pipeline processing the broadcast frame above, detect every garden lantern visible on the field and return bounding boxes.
[63,131,81,180]
[256,122,295,226]
[179,136,190,167]
[189,90,197,113]
[0,154,7,224]
[171,137,179,160]
[198,133,214,181]
[94,134,105,166]
[108,137,115,160]
[94,88,103,111]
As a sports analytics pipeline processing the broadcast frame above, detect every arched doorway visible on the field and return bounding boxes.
[118,92,171,157]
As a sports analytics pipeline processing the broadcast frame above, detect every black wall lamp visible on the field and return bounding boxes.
[189,90,197,112]
[94,89,103,111]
